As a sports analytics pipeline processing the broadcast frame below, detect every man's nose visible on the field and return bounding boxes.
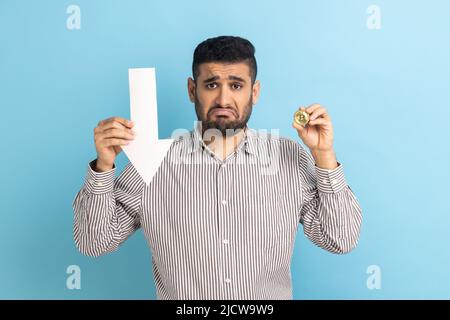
[214,86,233,108]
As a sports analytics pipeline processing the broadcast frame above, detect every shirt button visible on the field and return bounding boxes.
[96,182,104,187]
[225,278,231,283]
[322,178,327,184]
[331,179,337,185]
[223,239,229,244]
[221,164,226,168]
[221,200,227,205]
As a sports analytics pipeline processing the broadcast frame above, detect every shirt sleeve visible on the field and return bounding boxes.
[72,159,146,257]
[297,145,363,254]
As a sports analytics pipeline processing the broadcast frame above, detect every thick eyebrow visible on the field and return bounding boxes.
[202,75,247,84]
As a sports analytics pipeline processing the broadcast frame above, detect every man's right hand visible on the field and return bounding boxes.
[93,117,136,172]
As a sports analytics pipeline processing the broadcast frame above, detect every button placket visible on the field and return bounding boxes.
[217,162,233,296]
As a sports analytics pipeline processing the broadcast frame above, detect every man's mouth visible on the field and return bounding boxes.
[210,108,237,118]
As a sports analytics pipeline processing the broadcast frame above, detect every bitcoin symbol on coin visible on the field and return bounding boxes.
[294,109,310,127]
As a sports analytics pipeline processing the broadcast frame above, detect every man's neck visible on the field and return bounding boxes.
[203,127,247,161]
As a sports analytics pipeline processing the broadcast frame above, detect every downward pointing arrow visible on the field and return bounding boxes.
[122,68,173,185]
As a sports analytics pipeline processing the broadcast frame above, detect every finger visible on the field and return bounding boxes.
[309,108,328,121]
[99,128,135,141]
[99,121,132,133]
[304,103,322,114]
[292,121,307,134]
[308,118,329,126]
[94,129,134,144]
[98,117,117,127]
[103,123,136,136]
[100,116,132,127]
[101,138,132,147]
[99,117,134,128]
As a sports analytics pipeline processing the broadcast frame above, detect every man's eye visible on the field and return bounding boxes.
[232,83,242,90]
[206,83,217,89]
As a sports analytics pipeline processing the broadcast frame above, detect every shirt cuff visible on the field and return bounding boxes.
[83,159,116,194]
[315,161,347,194]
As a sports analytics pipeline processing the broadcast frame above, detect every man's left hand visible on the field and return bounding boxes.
[292,103,338,170]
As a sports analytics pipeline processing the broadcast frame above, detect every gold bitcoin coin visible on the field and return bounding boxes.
[294,110,310,126]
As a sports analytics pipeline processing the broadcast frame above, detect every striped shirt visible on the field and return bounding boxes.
[72,122,362,300]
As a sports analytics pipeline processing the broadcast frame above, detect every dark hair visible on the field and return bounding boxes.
[192,35,257,84]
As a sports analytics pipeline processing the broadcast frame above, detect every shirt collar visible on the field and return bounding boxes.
[186,121,258,156]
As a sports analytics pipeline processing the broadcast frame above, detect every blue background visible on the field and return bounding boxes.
[1,0,449,299]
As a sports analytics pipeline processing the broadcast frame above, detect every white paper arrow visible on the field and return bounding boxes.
[122,68,173,185]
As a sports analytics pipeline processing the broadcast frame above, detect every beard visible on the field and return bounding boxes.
[194,94,253,137]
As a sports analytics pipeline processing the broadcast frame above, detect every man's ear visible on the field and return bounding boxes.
[252,80,260,105]
[188,77,196,103]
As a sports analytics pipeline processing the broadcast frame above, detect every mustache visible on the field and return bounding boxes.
[207,106,239,118]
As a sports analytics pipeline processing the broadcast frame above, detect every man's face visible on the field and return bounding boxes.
[188,62,260,136]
